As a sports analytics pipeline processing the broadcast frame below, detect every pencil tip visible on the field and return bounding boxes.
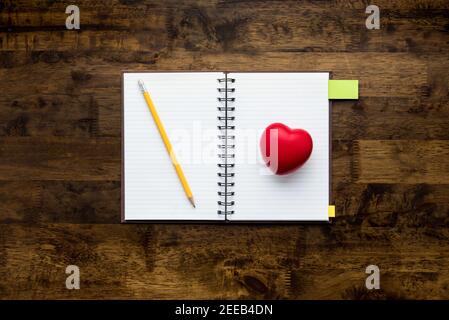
[189,197,196,208]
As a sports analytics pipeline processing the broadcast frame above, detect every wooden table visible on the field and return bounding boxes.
[0,0,448,299]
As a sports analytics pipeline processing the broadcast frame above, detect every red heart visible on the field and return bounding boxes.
[260,123,313,175]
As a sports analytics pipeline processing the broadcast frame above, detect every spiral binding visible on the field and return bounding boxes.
[217,74,235,218]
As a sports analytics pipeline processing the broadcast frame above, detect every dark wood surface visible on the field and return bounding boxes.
[0,0,448,299]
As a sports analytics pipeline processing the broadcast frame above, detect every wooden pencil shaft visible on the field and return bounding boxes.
[139,81,194,205]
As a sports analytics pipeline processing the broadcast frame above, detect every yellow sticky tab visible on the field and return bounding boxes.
[328,80,359,99]
[328,205,335,218]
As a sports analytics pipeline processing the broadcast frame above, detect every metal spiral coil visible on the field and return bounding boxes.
[217,75,235,218]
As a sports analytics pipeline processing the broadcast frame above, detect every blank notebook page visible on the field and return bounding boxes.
[123,72,222,221]
[232,72,330,221]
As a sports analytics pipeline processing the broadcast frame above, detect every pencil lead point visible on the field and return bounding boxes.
[189,197,196,208]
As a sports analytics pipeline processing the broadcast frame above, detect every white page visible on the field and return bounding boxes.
[231,73,330,221]
[123,72,223,221]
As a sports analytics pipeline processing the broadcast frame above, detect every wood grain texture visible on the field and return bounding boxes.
[357,140,449,183]
[0,137,120,180]
[0,0,449,300]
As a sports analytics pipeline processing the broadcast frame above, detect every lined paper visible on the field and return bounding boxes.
[231,72,330,221]
[123,72,222,221]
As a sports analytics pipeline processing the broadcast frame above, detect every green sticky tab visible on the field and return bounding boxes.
[328,80,359,99]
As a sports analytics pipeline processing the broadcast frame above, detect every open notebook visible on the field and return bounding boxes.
[122,72,331,222]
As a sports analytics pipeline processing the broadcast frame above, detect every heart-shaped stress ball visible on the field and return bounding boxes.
[260,123,313,175]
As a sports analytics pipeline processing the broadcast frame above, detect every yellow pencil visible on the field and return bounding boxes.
[138,80,195,208]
